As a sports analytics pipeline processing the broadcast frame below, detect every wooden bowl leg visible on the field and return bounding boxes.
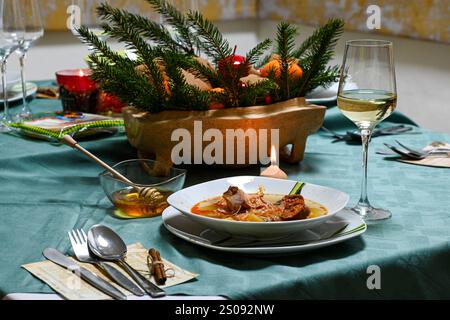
[280,135,307,164]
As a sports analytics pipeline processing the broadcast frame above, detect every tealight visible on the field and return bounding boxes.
[56,69,98,113]
[261,145,288,179]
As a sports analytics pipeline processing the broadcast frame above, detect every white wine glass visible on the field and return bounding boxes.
[0,0,24,132]
[337,40,397,221]
[15,0,44,120]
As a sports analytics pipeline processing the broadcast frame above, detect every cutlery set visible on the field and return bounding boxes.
[322,125,449,160]
[377,140,450,160]
[44,225,166,300]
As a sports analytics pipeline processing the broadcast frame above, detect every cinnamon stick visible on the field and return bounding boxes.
[148,248,167,285]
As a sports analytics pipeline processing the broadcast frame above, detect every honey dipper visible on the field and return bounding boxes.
[62,135,164,203]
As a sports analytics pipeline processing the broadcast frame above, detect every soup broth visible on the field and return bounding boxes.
[192,194,328,222]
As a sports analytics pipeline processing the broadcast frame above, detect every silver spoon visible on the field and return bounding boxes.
[87,225,166,298]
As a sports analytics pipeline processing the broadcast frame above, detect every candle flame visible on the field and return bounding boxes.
[78,69,85,77]
[270,145,278,166]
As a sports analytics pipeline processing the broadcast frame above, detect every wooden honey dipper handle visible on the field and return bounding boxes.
[61,135,134,185]
[62,136,164,203]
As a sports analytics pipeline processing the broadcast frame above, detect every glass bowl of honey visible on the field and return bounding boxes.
[99,159,187,219]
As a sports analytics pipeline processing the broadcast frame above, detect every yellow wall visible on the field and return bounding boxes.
[259,0,449,43]
[40,0,448,43]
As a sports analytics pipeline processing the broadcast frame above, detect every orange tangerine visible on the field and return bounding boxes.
[260,60,303,80]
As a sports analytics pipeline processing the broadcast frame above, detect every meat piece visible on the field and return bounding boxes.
[279,195,309,220]
[221,187,309,221]
[222,186,270,214]
[222,186,247,214]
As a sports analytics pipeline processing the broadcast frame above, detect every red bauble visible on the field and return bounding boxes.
[218,54,250,78]
[97,91,125,114]
[265,95,272,105]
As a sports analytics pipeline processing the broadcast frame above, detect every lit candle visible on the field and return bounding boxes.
[56,69,97,94]
[261,145,288,179]
[56,69,98,113]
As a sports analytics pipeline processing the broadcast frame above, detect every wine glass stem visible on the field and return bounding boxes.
[1,60,10,123]
[358,128,373,210]
[19,53,30,114]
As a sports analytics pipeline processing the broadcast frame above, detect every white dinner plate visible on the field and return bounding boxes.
[306,81,358,104]
[0,72,21,94]
[0,82,38,104]
[162,206,367,255]
[167,176,350,239]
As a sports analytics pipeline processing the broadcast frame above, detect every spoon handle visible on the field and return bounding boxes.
[119,260,166,298]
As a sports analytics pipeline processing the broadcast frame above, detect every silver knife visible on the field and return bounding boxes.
[43,248,127,300]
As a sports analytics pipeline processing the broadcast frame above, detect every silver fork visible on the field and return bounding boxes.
[395,140,450,157]
[68,229,144,296]
[383,143,450,160]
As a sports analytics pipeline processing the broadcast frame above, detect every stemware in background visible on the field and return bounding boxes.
[0,0,24,132]
[337,40,397,221]
[15,0,44,121]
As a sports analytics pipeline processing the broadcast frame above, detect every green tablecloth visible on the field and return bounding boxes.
[1,83,449,299]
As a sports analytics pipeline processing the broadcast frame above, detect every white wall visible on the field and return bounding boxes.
[10,20,450,133]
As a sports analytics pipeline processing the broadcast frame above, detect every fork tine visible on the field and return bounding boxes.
[384,143,422,160]
[76,229,85,244]
[80,229,88,243]
[395,140,422,155]
[71,229,81,244]
[68,231,76,246]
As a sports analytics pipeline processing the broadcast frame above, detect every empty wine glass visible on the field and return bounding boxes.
[337,40,397,221]
[0,0,24,132]
[15,0,44,121]
[69,0,108,43]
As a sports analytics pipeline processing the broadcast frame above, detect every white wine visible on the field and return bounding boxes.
[337,89,397,128]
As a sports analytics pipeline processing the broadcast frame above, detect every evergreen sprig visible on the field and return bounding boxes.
[295,19,344,96]
[97,3,182,53]
[187,10,232,63]
[246,39,272,66]
[77,27,163,112]
[146,0,198,54]
[276,22,298,100]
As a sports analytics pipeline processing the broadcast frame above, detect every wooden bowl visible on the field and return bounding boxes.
[123,98,325,174]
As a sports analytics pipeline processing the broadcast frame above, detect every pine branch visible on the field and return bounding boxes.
[163,52,210,111]
[239,79,278,107]
[100,22,168,101]
[96,3,185,53]
[276,22,298,100]
[80,29,162,113]
[77,26,130,66]
[246,39,272,66]
[299,65,340,95]
[187,11,232,62]
[296,19,344,97]
[292,32,315,59]
[146,0,197,54]
[188,59,221,88]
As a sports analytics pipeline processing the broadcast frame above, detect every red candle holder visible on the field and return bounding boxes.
[56,69,98,113]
